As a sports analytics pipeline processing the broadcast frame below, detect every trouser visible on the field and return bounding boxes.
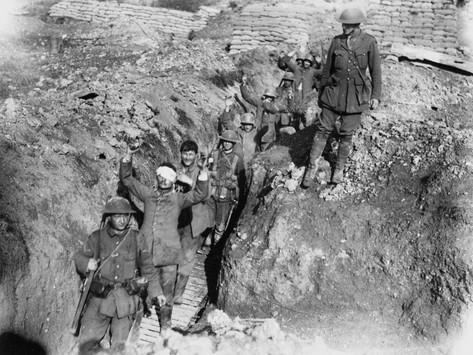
[79,297,133,354]
[158,265,177,305]
[214,200,234,238]
[309,107,361,170]
[178,225,204,277]
[157,265,177,330]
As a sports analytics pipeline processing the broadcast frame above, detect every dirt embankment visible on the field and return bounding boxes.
[220,58,473,352]
[0,14,236,353]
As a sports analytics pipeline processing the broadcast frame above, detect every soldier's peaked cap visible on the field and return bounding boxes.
[338,7,366,24]
[103,196,136,214]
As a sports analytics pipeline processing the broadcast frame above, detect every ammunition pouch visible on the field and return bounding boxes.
[90,279,112,298]
[124,277,148,296]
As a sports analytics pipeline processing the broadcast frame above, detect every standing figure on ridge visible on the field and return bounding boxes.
[302,7,382,187]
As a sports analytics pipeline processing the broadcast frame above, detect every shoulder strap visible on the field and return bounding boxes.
[231,154,239,174]
[96,228,131,276]
[346,46,370,86]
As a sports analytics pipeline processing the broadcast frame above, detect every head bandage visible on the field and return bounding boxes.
[156,166,177,183]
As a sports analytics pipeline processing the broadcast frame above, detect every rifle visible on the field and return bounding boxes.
[70,271,94,335]
[126,301,144,345]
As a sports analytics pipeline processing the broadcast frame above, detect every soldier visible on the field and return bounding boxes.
[74,197,161,352]
[302,7,381,187]
[119,151,209,331]
[276,72,297,128]
[209,130,245,245]
[236,113,258,168]
[174,140,214,304]
[240,75,281,151]
[279,50,323,129]
[218,95,239,133]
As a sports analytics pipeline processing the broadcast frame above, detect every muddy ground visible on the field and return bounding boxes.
[0,1,473,355]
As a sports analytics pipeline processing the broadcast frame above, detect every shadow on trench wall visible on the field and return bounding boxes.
[0,332,47,355]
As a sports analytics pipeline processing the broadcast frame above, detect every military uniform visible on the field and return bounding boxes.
[237,127,258,168]
[210,146,244,241]
[240,83,280,151]
[175,161,214,299]
[279,54,322,114]
[74,225,160,351]
[119,158,208,327]
[303,25,382,187]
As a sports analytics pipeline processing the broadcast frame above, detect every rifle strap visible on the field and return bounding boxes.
[95,228,132,277]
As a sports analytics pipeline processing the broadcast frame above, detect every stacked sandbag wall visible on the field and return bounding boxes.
[230,2,320,54]
[365,0,459,56]
[49,0,220,39]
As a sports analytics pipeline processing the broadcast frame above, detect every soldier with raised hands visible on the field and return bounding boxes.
[73,197,160,352]
[119,146,209,332]
[174,140,215,304]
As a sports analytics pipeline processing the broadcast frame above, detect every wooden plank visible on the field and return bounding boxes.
[390,43,473,75]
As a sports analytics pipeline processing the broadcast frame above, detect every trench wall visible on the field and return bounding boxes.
[230,0,465,56]
[49,0,220,38]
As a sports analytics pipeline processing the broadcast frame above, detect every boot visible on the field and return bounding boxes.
[159,305,172,332]
[173,274,189,305]
[301,132,328,188]
[301,159,319,188]
[332,136,352,184]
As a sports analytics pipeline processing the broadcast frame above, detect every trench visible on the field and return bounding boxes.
[1,3,473,354]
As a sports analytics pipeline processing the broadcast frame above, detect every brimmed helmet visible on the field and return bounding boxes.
[240,113,256,126]
[303,53,314,63]
[262,88,277,99]
[219,130,240,144]
[103,197,135,215]
[282,72,295,82]
[338,8,366,24]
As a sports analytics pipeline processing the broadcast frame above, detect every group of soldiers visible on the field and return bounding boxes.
[72,6,381,353]
[74,134,245,353]
[218,43,324,154]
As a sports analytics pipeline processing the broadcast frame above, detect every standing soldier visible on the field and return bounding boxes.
[276,72,297,128]
[302,7,381,187]
[209,130,245,245]
[236,113,258,168]
[279,50,323,129]
[240,75,281,151]
[74,197,160,352]
[119,151,209,331]
[174,140,214,304]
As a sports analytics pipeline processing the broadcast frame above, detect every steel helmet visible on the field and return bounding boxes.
[219,130,240,144]
[102,197,136,215]
[295,51,304,62]
[240,113,256,126]
[338,7,366,24]
[282,72,295,81]
[303,53,314,63]
[263,88,277,99]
